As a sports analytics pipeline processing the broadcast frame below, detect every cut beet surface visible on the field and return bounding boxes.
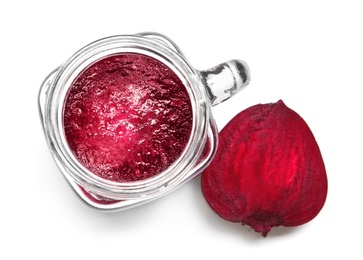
[63,53,193,182]
[201,100,328,237]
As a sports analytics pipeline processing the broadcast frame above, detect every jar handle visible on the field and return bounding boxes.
[200,60,251,106]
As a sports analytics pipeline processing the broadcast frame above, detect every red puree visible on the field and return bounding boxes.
[63,53,193,182]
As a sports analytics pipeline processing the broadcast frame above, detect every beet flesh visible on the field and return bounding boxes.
[201,100,328,236]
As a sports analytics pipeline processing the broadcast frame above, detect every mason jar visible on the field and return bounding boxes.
[38,32,250,211]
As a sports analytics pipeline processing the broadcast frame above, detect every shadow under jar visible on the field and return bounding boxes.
[38,32,250,211]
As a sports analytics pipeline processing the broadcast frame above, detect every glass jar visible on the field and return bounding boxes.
[38,32,250,211]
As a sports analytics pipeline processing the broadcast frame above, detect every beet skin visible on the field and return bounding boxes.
[201,100,328,236]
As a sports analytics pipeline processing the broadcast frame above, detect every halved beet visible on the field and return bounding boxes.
[201,100,328,236]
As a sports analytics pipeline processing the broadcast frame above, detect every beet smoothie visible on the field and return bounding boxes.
[63,53,193,182]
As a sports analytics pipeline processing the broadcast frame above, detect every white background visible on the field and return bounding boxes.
[1,0,362,259]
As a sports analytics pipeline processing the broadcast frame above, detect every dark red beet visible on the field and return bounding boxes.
[63,53,192,182]
[201,100,328,236]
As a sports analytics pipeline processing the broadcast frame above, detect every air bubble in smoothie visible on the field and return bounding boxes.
[63,53,193,182]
